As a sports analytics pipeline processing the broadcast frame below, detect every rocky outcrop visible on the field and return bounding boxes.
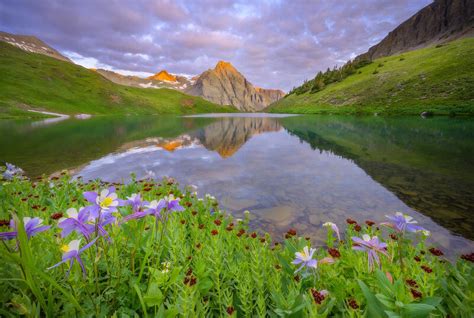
[0,31,71,62]
[356,0,474,61]
[185,61,284,112]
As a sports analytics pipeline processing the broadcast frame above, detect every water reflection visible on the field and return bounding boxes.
[1,114,473,254]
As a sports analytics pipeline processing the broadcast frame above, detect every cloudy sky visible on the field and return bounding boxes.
[0,0,431,91]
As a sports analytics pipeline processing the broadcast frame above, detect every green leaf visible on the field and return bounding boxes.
[358,280,387,318]
[375,293,396,310]
[401,303,436,318]
[143,282,163,307]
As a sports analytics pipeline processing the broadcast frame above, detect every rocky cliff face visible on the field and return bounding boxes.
[0,31,71,62]
[148,70,177,82]
[186,61,284,112]
[356,0,474,61]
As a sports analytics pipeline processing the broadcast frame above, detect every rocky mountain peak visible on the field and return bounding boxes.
[148,70,177,82]
[214,60,237,72]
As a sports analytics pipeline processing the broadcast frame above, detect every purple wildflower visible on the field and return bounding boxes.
[58,207,94,239]
[83,187,123,218]
[161,195,184,212]
[0,217,50,240]
[125,193,146,213]
[382,212,429,235]
[323,222,341,241]
[352,234,389,271]
[47,238,98,277]
[2,162,24,180]
[292,246,334,273]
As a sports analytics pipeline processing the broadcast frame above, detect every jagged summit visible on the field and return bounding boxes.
[214,61,238,72]
[148,70,177,82]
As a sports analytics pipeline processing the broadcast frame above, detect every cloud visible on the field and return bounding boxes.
[0,0,432,91]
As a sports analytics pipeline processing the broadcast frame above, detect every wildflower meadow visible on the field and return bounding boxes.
[0,164,473,317]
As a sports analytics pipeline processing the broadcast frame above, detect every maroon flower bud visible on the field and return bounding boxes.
[460,252,474,263]
[405,279,418,287]
[410,288,422,299]
[414,256,421,262]
[428,247,444,256]
[354,224,362,232]
[346,218,357,225]
[226,306,235,315]
[191,210,198,216]
[211,229,218,236]
[214,219,222,226]
[250,232,257,238]
[348,299,359,309]
[328,248,341,258]
[365,220,375,226]
[50,213,63,220]
[310,288,327,304]
[180,219,186,225]
[421,265,433,273]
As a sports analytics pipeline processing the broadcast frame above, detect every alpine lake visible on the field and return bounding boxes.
[1,113,473,255]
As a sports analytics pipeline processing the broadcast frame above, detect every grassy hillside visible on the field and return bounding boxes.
[0,42,235,118]
[268,38,474,115]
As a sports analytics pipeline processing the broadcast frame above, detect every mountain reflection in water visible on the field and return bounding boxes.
[1,114,473,254]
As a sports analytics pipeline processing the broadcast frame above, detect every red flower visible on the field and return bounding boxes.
[211,229,218,236]
[287,228,297,236]
[410,288,422,299]
[50,213,63,220]
[226,226,233,231]
[428,247,444,256]
[354,224,361,232]
[180,219,186,225]
[460,252,474,263]
[390,234,398,240]
[274,264,282,270]
[214,219,222,226]
[185,202,192,207]
[192,210,197,216]
[0,219,10,227]
[198,224,204,229]
[365,220,375,226]
[294,275,300,282]
[260,238,266,243]
[328,248,341,258]
[195,243,202,249]
[143,187,152,192]
[250,232,257,238]
[414,256,421,262]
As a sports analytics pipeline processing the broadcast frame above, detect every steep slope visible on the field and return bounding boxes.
[268,38,474,115]
[356,0,474,61]
[186,61,284,112]
[0,31,71,62]
[0,41,235,118]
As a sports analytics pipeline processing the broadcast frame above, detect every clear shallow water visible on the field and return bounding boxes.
[1,114,473,254]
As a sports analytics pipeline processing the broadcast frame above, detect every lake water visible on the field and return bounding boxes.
[1,114,473,254]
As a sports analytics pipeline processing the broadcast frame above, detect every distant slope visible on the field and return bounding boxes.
[0,31,71,62]
[267,38,474,115]
[0,42,235,118]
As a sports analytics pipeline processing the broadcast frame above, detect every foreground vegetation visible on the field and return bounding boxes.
[0,165,473,317]
[0,42,234,119]
[268,38,474,115]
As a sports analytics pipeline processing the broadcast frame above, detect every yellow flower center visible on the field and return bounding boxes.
[61,245,70,252]
[100,197,113,208]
